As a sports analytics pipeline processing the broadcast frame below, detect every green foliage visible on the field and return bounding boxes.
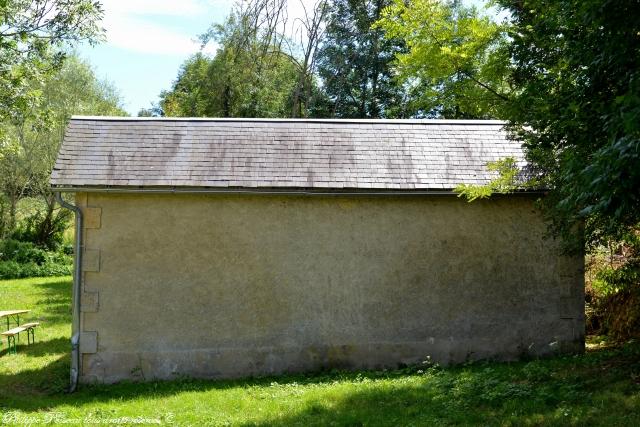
[587,277,640,341]
[591,231,640,297]
[316,0,408,118]
[495,0,640,253]
[0,239,47,264]
[586,230,640,339]
[593,263,640,297]
[160,2,304,118]
[0,192,9,237]
[0,53,123,278]
[0,239,72,279]
[0,0,104,124]
[455,157,530,201]
[0,259,72,279]
[0,54,125,243]
[381,0,640,253]
[159,54,213,117]
[376,0,510,118]
[9,206,71,250]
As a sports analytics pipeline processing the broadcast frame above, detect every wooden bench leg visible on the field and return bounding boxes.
[27,328,35,345]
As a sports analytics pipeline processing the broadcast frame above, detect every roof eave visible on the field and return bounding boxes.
[50,185,546,197]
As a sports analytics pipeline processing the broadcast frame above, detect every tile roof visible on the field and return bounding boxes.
[50,116,526,192]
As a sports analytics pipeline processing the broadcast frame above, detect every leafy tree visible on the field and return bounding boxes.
[381,0,639,254]
[454,157,536,201]
[160,54,211,117]
[316,0,408,118]
[137,104,163,117]
[493,0,640,252]
[1,1,104,241]
[0,0,104,124]
[161,0,301,118]
[376,0,510,118]
[0,55,126,246]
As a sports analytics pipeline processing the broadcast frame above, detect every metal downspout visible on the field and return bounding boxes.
[55,192,83,392]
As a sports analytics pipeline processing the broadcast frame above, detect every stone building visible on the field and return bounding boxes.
[51,117,584,384]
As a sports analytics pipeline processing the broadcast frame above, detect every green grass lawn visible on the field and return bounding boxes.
[0,276,639,426]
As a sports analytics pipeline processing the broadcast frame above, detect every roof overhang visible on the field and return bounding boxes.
[51,185,545,197]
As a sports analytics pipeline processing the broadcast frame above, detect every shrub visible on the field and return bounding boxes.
[0,239,47,264]
[8,198,72,251]
[592,262,640,296]
[0,260,73,280]
[0,238,73,280]
[586,231,640,340]
[0,261,23,279]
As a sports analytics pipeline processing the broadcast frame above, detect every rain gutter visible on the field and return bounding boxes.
[54,192,83,393]
[51,186,546,197]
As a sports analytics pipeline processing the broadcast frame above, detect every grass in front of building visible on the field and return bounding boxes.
[0,276,639,426]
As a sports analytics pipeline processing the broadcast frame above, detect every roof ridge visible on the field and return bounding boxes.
[70,115,506,125]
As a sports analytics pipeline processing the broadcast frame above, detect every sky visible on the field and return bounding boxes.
[79,0,235,115]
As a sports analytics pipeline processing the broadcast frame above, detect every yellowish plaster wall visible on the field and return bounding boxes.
[76,192,584,383]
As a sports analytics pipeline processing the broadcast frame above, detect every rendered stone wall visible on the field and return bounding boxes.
[76,192,584,383]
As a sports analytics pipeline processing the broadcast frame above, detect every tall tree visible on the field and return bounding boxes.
[316,0,408,118]
[159,54,211,117]
[494,0,640,252]
[1,1,104,238]
[0,55,126,245]
[389,0,640,252]
[161,0,300,118]
[286,0,330,117]
[0,0,104,124]
[376,0,510,118]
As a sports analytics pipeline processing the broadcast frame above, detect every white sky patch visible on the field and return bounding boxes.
[104,0,208,17]
[99,0,231,55]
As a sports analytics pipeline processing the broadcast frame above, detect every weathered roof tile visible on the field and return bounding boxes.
[50,117,525,191]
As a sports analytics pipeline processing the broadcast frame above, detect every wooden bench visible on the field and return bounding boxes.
[1,322,39,354]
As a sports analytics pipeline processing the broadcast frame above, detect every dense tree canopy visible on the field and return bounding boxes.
[378,0,639,252]
[495,0,640,252]
[376,0,510,118]
[316,0,408,118]
[161,1,303,118]
[162,0,509,120]
[159,54,214,117]
[0,0,104,124]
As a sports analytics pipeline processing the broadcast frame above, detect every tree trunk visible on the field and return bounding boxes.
[36,193,57,248]
[223,84,232,117]
[8,192,17,233]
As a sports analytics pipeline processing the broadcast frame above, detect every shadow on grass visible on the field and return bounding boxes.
[0,341,638,426]
[0,354,70,396]
[33,279,72,326]
[0,336,69,358]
